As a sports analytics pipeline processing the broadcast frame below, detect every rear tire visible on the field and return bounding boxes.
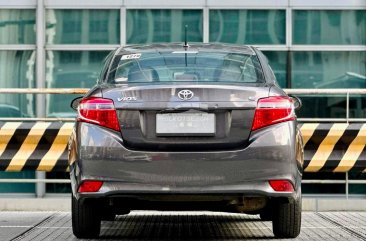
[72,195,101,239]
[272,197,301,238]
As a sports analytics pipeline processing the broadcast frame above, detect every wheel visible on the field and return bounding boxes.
[72,195,101,239]
[272,197,302,238]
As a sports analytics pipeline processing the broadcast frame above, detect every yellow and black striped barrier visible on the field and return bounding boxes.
[0,122,73,172]
[300,123,366,173]
[0,122,365,172]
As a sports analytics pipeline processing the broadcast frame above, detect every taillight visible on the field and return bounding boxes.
[269,180,294,192]
[251,96,295,131]
[78,181,103,193]
[78,98,120,131]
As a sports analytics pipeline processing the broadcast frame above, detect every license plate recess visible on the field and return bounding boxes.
[156,112,215,136]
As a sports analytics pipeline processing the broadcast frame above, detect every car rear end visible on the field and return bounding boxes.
[69,44,303,239]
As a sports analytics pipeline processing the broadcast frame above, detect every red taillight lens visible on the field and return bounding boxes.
[78,98,120,131]
[251,96,295,131]
[78,181,103,193]
[269,180,294,192]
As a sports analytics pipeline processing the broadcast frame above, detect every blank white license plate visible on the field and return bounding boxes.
[156,113,215,136]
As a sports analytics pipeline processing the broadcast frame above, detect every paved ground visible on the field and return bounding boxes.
[1,211,366,241]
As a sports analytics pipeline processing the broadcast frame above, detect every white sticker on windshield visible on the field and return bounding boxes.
[121,53,141,60]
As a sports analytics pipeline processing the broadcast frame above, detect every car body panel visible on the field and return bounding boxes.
[69,121,301,199]
[69,43,303,209]
[100,84,271,151]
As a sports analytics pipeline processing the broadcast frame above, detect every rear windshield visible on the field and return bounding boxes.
[109,51,265,84]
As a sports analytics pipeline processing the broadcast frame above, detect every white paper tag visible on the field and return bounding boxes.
[121,53,141,60]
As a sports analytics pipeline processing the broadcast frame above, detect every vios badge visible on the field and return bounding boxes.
[178,89,194,101]
[117,96,137,101]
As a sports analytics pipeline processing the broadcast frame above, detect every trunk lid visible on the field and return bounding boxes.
[102,83,269,151]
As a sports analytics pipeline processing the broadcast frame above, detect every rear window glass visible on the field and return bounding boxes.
[109,51,265,84]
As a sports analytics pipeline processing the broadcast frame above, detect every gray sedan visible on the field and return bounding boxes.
[68,43,303,239]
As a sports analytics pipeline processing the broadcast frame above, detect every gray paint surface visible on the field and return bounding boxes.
[69,43,302,206]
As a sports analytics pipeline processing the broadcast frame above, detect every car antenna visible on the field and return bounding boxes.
[183,25,189,49]
[183,25,189,67]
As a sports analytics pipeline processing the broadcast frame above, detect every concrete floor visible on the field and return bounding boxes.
[2,211,366,241]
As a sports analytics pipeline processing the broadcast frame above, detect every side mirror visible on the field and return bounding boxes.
[291,95,302,110]
[70,97,83,111]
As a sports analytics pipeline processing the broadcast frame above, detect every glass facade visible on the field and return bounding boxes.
[0,51,35,117]
[127,10,203,43]
[293,10,366,45]
[210,10,286,44]
[0,2,365,195]
[45,51,110,116]
[292,51,366,89]
[349,96,366,118]
[46,10,120,44]
[0,50,35,193]
[0,171,35,193]
[262,51,288,88]
[291,51,366,118]
[0,9,36,44]
[297,95,347,118]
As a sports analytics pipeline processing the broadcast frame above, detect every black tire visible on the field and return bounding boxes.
[272,197,302,238]
[72,195,101,239]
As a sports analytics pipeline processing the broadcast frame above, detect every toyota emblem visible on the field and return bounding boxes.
[178,89,194,101]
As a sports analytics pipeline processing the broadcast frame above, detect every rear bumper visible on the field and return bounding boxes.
[69,121,302,200]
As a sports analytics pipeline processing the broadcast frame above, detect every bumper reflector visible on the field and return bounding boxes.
[269,180,294,192]
[78,181,103,193]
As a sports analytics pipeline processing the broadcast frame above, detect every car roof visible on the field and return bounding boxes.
[116,43,256,56]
